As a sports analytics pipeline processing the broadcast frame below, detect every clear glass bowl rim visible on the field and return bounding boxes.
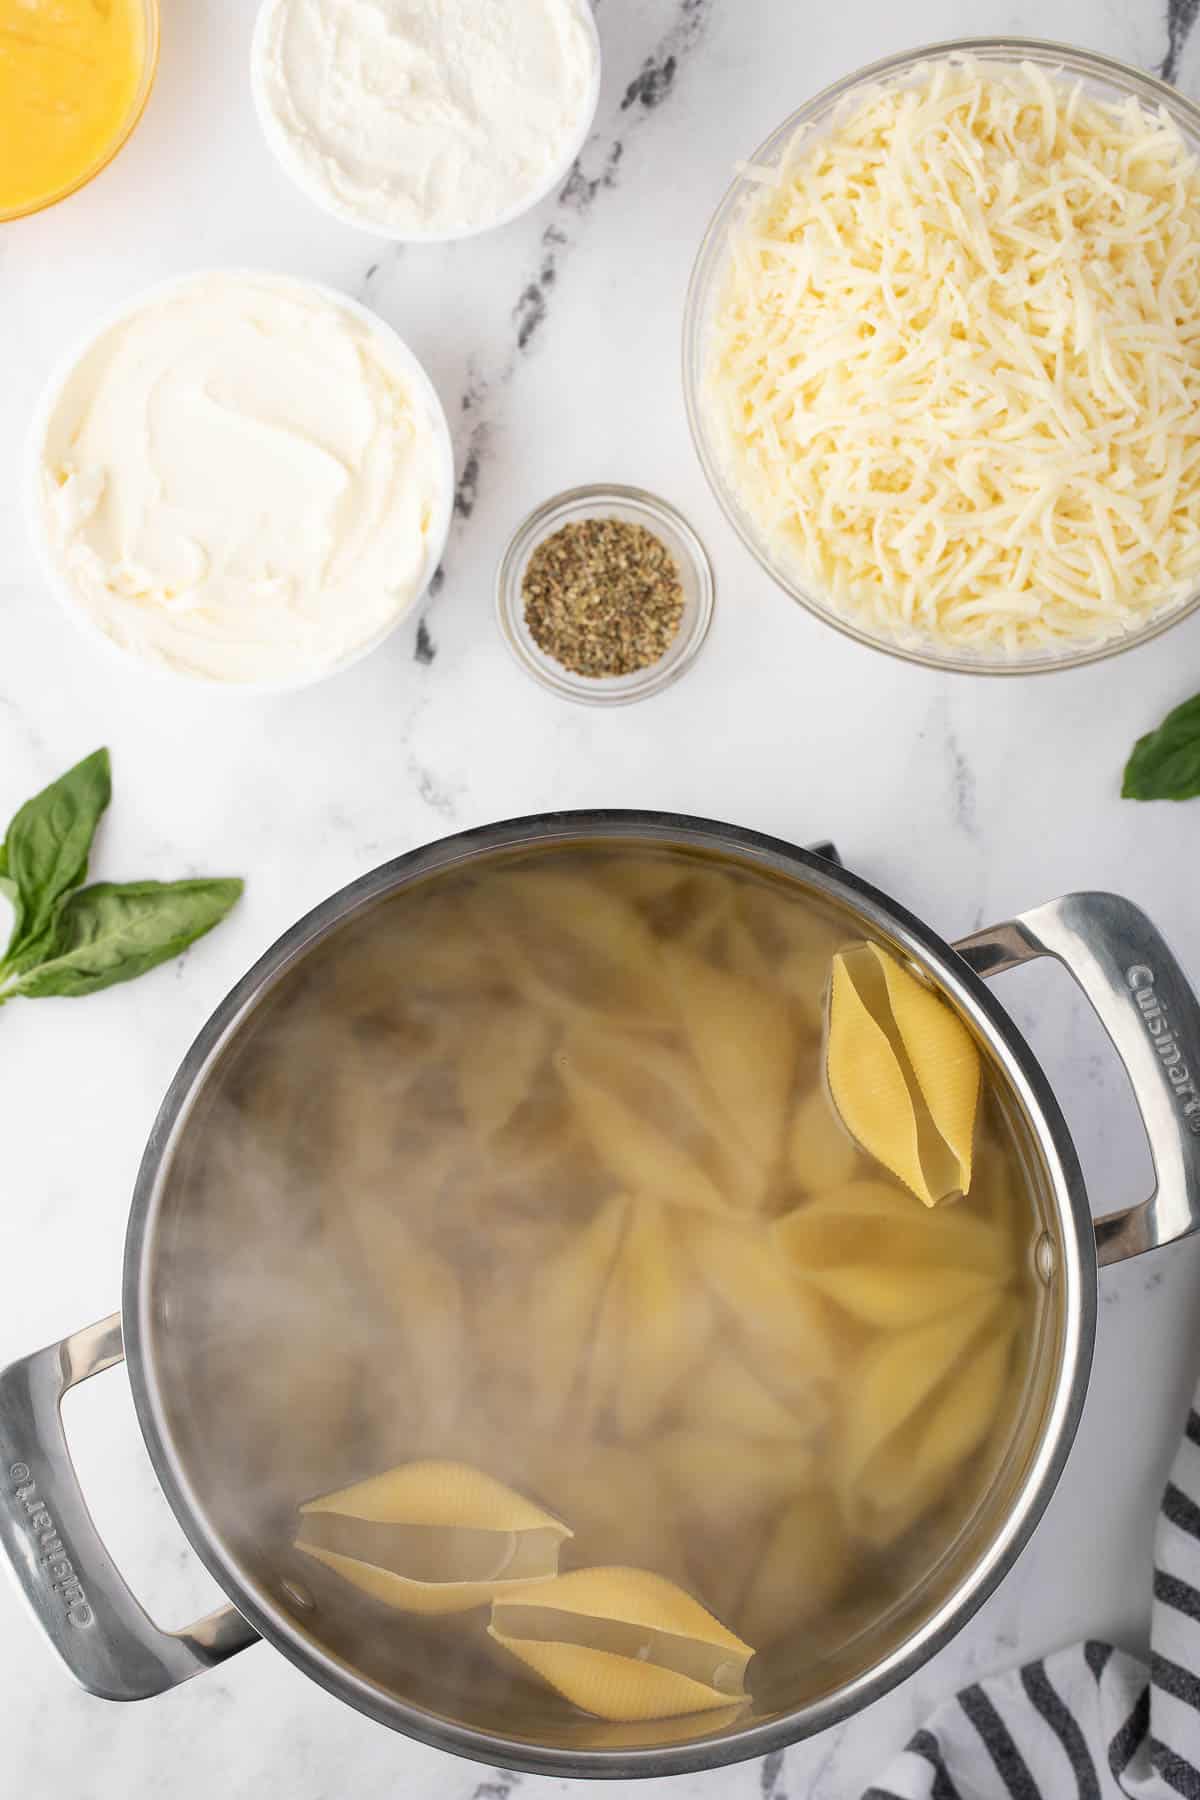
[0,0,161,224]
[682,35,1200,677]
[495,482,716,704]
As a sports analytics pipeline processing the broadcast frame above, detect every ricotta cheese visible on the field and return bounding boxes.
[252,0,601,239]
[34,272,450,685]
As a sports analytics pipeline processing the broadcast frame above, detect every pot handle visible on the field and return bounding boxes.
[955,892,1200,1267]
[0,1312,258,1699]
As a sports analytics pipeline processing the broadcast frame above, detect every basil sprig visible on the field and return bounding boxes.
[1123,694,1200,802]
[0,749,242,1004]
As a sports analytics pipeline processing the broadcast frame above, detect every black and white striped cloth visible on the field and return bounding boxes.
[864,1408,1200,1800]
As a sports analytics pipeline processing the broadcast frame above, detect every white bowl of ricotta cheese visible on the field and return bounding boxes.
[250,0,602,242]
[27,269,454,691]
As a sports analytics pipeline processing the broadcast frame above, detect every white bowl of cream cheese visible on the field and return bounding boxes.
[250,0,602,242]
[27,270,454,691]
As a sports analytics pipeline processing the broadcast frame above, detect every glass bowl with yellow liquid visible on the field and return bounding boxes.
[0,0,160,223]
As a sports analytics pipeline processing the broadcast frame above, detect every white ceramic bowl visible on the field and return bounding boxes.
[25,269,455,695]
[249,0,603,244]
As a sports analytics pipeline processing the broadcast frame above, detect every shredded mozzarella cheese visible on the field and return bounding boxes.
[704,60,1200,656]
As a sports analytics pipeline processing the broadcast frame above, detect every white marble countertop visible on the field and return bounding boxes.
[4,0,1200,1794]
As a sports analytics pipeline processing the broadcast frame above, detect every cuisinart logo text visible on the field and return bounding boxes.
[7,1462,93,1628]
[1128,965,1200,1136]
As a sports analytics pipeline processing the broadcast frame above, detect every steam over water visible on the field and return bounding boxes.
[150,845,1040,1742]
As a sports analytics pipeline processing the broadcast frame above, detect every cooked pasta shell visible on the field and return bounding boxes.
[656,1428,812,1544]
[664,946,796,1178]
[718,916,775,989]
[739,1489,852,1646]
[836,1291,1006,1499]
[774,1181,1010,1277]
[846,1314,1018,1549]
[482,872,674,1030]
[826,944,981,1205]
[342,1200,465,1438]
[787,1086,861,1191]
[598,856,691,903]
[557,1030,745,1215]
[296,1461,571,1615]
[534,1443,684,1582]
[682,1347,826,1444]
[687,1214,834,1404]
[614,1200,712,1439]
[489,1566,754,1721]
[777,944,833,1036]
[804,1262,1001,1329]
[457,1005,551,1139]
[524,1194,631,1431]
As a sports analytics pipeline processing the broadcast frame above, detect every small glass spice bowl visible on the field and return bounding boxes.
[496,485,715,705]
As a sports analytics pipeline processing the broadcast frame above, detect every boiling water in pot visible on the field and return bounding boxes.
[157,846,1040,1733]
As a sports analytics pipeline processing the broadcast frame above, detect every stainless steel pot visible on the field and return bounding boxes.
[3,811,1199,1779]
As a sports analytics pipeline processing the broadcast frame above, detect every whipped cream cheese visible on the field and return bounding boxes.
[35,273,449,685]
[252,0,600,239]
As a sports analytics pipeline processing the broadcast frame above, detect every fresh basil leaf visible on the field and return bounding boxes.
[5,748,111,956]
[0,842,15,916]
[14,877,243,999]
[1123,694,1200,801]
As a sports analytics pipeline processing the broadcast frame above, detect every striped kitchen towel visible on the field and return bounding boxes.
[864,1407,1200,1800]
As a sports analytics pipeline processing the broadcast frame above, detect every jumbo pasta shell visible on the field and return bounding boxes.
[557,1030,741,1215]
[656,1427,814,1541]
[341,1201,465,1439]
[826,945,981,1205]
[532,1444,684,1582]
[875,948,980,1194]
[688,1214,835,1402]
[457,1004,551,1139]
[525,1194,631,1431]
[663,945,796,1178]
[804,1262,1000,1329]
[296,1461,571,1615]
[489,1566,753,1722]
[787,1086,861,1191]
[613,1200,712,1439]
[774,1181,1011,1277]
[739,1488,852,1646]
[836,1291,1006,1498]
[482,872,674,1030]
[682,1347,826,1444]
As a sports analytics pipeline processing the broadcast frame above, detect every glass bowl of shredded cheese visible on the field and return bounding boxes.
[684,38,1200,673]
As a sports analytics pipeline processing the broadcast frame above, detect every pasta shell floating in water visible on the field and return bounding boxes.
[787,1086,861,1191]
[489,1566,754,1722]
[656,1427,813,1550]
[739,1488,852,1647]
[778,943,835,1036]
[295,1461,571,1615]
[534,1442,685,1583]
[342,1201,466,1439]
[481,872,674,1031]
[612,1200,713,1439]
[848,1311,1019,1549]
[557,1030,748,1215]
[663,945,796,1182]
[682,1347,824,1444]
[836,1296,1015,1545]
[457,1004,551,1140]
[826,944,981,1205]
[774,1180,1012,1282]
[522,1193,631,1431]
[687,1214,835,1406]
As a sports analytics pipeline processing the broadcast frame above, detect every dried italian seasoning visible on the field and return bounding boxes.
[521,518,685,678]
